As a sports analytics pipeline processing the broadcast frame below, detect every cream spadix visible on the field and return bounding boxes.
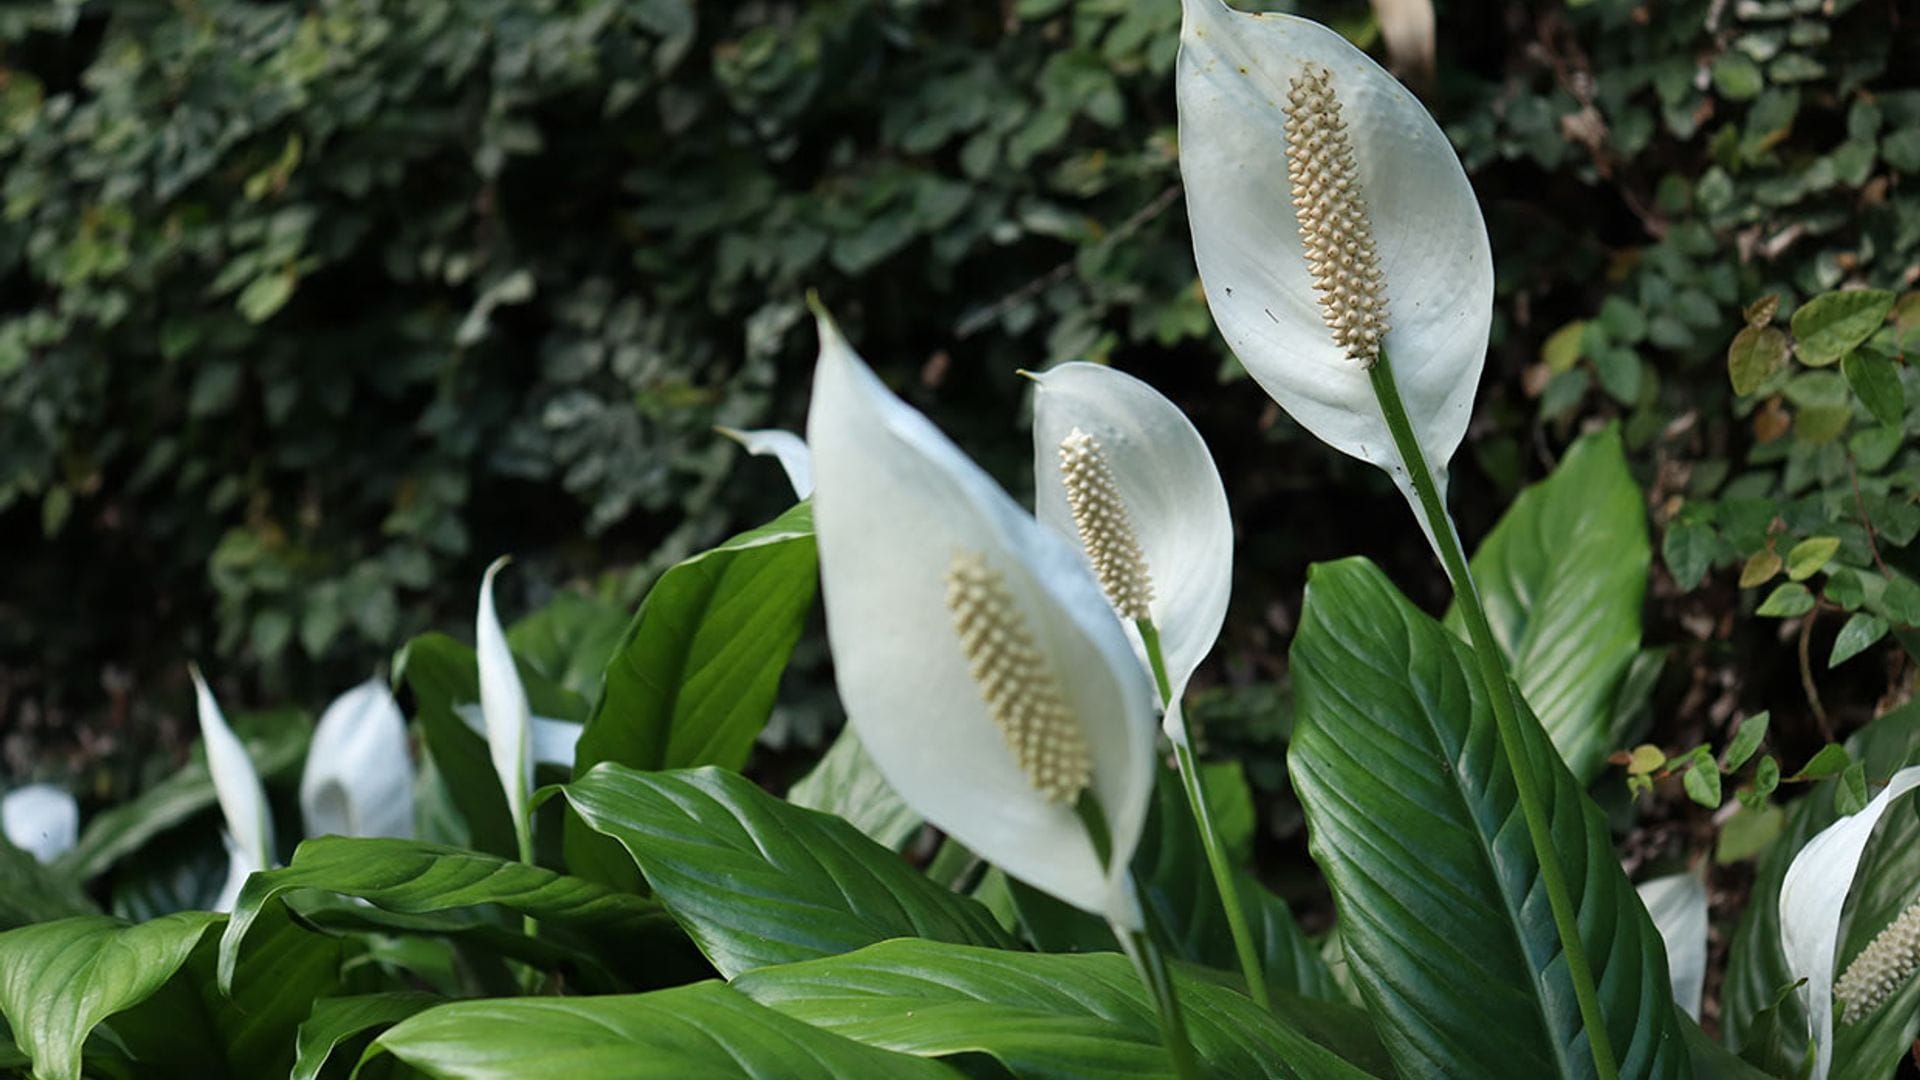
[807,314,1156,926]
[477,558,535,860]
[1779,764,1920,1079]
[717,426,814,499]
[1177,0,1491,500]
[190,666,275,912]
[1030,363,1232,743]
[300,678,415,841]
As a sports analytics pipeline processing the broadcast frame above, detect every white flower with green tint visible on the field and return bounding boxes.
[1780,764,1920,1079]
[190,666,275,912]
[1028,362,1232,744]
[300,678,415,841]
[806,313,1157,926]
[2,784,78,864]
[1177,0,1492,500]
[476,558,535,862]
[717,425,814,498]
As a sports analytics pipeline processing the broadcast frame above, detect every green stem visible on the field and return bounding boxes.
[1073,795,1201,1080]
[1114,916,1205,1080]
[1367,350,1619,1080]
[1138,619,1271,1011]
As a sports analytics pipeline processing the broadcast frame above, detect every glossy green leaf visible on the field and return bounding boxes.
[563,764,1014,977]
[1290,558,1688,1078]
[0,834,96,931]
[1791,290,1894,366]
[567,502,818,890]
[1445,426,1649,783]
[1840,350,1905,427]
[1722,701,1920,1056]
[786,726,922,851]
[0,912,220,1080]
[507,592,631,703]
[1784,537,1840,581]
[1724,713,1770,771]
[1728,326,1790,395]
[733,938,1375,1079]
[1790,743,1851,782]
[57,711,310,882]
[1757,583,1816,617]
[291,993,439,1080]
[1829,613,1889,667]
[367,981,959,1079]
[218,836,677,993]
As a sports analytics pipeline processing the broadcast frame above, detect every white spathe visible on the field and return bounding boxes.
[1029,362,1232,745]
[1636,870,1708,1021]
[806,313,1157,927]
[300,678,415,841]
[2,784,79,864]
[1177,0,1492,506]
[477,557,535,858]
[717,426,814,499]
[190,666,275,912]
[455,703,581,768]
[1779,764,1920,1079]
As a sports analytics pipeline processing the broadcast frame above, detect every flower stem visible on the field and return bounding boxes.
[1367,349,1620,1080]
[1137,618,1271,1011]
[1073,794,1202,1080]
[1114,915,1206,1080]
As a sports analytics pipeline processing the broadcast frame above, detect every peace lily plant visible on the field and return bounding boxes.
[2,10,1891,1080]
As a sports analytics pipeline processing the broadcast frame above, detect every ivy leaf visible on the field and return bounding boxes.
[1829,613,1888,667]
[1840,350,1905,427]
[1723,713,1770,771]
[1783,537,1839,582]
[1789,289,1895,367]
[1755,583,1814,617]
[1727,326,1789,395]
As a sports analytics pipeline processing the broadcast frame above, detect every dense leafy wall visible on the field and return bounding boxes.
[2,0,1916,752]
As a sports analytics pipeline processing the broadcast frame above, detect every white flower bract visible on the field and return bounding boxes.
[1030,363,1232,744]
[190,665,275,912]
[807,313,1156,927]
[2,784,79,865]
[1636,870,1708,1021]
[477,557,535,858]
[717,426,814,499]
[1779,764,1920,1079]
[300,678,416,841]
[1177,0,1492,505]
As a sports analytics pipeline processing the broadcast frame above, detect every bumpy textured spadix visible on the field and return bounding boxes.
[1285,63,1389,364]
[807,312,1155,926]
[1177,0,1492,502]
[1835,902,1920,1024]
[1057,429,1154,621]
[1780,764,1920,1078]
[945,551,1092,803]
[1031,363,1232,744]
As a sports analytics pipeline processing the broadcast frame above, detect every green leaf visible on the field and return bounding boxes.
[1680,1011,1782,1080]
[786,726,922,850]
[507,592,632,703]
[563,764,1014,977]
[368,981,960,1079]
[1723,713,1769,771]
[218,837,679,993]
[292,993,439,1080]
[1755,582,1814,617]
[1789,743,1850,781]
[1833,761,1868,815]
[1663,515,1721,592]
[1841,350,1906,427]
[1829,613,1888,667]
[0,834,96,931]
[1728,326,1789,395]
[1290,558,1688,1079]
[57,711,310,881]
[1722,701,1920,1056]
[237,270,296,323]
[0,912,220,1080]
[567,502,818,890]
[1445,427,1649,782]
[1783,536,1839,581]
[1683,754,1723,808]
[396,635,520,861]
[733,938,1376,1079]
[1790,289,1895,367]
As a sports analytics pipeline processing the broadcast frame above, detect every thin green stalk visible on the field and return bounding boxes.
[1073,795,1202,1080]
[1138,619,1271,1011]
[1368,349,1619,1080]
[1114,917,1205,1080]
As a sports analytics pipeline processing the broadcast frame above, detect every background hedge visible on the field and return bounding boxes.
[3,0,1917,807]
